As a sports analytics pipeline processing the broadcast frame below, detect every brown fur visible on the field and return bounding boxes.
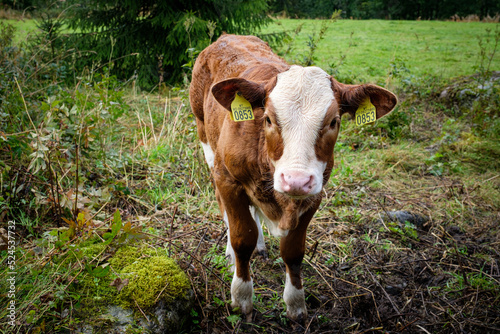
[189,34,397,322]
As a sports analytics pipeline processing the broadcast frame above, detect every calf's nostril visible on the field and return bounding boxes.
[303,175,314,191]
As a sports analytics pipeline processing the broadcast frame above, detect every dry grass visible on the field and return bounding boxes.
[1,16,499,333]
[132,105,499,332]
[3,77,499,332]
[0,8,32,20]
[148,166,499,333]
[449,14,500,23]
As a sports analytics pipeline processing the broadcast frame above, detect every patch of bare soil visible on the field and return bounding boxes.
[151,175,499,334]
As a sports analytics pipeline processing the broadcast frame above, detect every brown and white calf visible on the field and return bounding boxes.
[189,34,397,322]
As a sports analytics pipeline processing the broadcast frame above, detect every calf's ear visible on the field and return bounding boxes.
[212,78,266,111]
[331,78,397,119]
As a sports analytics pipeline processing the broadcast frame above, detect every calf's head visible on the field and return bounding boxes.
[212,65,397,198]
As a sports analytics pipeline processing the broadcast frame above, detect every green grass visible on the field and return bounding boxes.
[5,18,498,84]
[263,19,500,84]
[1,17,500,333]
[1,18,38,43]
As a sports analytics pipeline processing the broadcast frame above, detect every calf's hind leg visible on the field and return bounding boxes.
[216,175,258,321]
[249,206,267,257]
[226,203,258,322]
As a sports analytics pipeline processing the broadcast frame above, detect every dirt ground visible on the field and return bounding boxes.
[145,175,500,334]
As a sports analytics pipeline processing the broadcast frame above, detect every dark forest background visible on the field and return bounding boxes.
[4,0,500,20]
[269,0,500,20]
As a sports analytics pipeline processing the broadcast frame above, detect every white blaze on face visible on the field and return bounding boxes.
[269,66,334,197]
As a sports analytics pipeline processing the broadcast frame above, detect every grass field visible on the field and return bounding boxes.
[1,19,38,43]
[263,19,500,85]
[3,17,498,82]
[1,17,499,333]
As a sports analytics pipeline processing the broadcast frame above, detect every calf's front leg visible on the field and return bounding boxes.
[280,207,316,322]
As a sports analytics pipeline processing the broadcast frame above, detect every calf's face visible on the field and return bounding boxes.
[211,66,397,198]
[265,66,338,197]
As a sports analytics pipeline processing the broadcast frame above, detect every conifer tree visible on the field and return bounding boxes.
[65,0,270,87]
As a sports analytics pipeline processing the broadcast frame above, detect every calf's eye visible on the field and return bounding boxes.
[265,116,272,126]
[330,118,337,127]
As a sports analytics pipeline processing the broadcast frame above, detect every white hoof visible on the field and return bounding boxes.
[231,274,254,318]
[284,273,307,322]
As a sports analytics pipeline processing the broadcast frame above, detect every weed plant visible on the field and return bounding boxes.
[0,20,213,331]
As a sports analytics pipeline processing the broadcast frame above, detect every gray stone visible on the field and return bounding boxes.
[382,210,429,229]
[107,305,134,330]
[458,88,475,98]
[77,290,194,333]
[140,289,195,333]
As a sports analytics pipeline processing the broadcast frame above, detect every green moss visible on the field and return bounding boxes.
[108,245,156,271]
[81,273,117,302]
[79,242,107,258]
[56,237,106,267]
[72,243,190,324]
[118,255,190,309]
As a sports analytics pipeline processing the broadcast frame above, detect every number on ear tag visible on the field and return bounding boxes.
[355,99,376,126]
[230,92,255,122]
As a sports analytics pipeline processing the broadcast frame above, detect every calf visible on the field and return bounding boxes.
[189,34,397,322]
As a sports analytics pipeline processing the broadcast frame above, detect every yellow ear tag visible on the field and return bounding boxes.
[355,99,376,126]
[230,91,254,122]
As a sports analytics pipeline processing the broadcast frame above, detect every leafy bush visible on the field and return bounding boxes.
[1,21,136,229]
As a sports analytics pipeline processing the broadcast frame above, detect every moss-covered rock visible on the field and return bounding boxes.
[69,240,193,333]
[118,255,190,309]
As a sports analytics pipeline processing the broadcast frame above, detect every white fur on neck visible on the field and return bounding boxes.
[249,206,267,253]
[201,142,215,169]
[223,211,235,272]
